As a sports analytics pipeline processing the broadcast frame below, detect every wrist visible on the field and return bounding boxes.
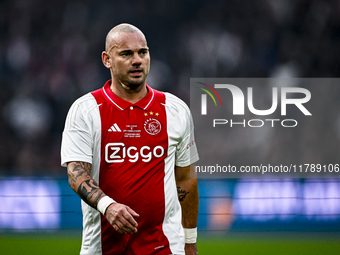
[97,196,116,215]
[184,227,197,244]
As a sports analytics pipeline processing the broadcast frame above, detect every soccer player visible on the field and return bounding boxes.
[61,23,199,255]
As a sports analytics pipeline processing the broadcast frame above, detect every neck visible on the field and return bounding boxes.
[110,81,148,104]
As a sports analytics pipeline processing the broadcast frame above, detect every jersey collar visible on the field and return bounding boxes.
[102,80,155,111]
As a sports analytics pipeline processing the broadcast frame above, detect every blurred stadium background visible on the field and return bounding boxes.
[1,0,340,254]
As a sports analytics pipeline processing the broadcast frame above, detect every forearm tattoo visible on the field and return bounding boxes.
[177,187,190,202]
[68,162,104,209]
[77,179,104,206]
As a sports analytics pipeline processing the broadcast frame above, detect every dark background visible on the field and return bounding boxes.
[1,0,340,175]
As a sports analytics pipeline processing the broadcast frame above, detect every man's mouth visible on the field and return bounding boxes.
[129,69,143,76]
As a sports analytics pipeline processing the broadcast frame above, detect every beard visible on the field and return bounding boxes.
[117,70,148,88]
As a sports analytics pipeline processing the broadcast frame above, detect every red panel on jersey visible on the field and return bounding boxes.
[92,81,172,255]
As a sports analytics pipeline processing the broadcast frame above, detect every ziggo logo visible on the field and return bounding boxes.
[105,143,165,163]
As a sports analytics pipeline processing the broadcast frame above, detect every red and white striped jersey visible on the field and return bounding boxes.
[61,80,199,255]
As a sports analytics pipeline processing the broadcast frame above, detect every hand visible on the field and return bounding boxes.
[105,203,139,235]
[185,243,198,255]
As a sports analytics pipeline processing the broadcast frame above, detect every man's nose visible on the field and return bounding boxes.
[131,53,142,65]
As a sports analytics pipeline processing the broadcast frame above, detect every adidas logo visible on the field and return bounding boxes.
[108,123,122,132]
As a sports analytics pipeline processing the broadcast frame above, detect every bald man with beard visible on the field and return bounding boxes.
[61,23,199,255]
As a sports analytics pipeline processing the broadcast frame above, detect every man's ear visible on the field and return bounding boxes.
[102,51,111,69]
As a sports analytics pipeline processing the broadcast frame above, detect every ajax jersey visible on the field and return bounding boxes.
[61,80,199,255]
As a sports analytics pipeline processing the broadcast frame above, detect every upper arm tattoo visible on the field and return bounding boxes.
[67,162,91,183]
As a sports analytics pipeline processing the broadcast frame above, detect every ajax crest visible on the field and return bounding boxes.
[144,118,161,135]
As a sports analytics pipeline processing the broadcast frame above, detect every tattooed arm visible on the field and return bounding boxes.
[67,161,104,209]
[67,161,139,234]
[175,164,199,255]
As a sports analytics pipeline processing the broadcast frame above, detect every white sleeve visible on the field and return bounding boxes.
[175,101,199,167]
[60,96,93,167]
